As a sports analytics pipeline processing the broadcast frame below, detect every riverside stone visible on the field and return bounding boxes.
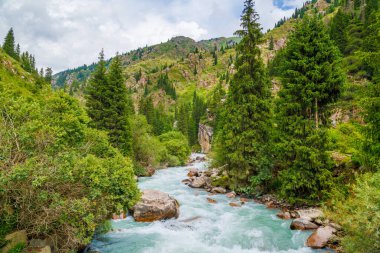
[132,190,180,222]
[290,218,319,230]
[211,187,227,194]
[306,226,337,249]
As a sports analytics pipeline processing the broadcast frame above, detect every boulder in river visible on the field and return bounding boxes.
[211,187,227,194]
[132,190,180,222]
[240,197,250,203]
[306,226,337,249]
[229,202,243,207]
[290,218,319,230]
[207,198,217,204]
[226,191,236,198]
[182,178,192,185]
[277,211,291,220]
[190,176,207,188]
[296,208,324,221]
[187,168,199,177]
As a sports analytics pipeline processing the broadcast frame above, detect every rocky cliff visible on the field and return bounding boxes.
[198,124,213,153]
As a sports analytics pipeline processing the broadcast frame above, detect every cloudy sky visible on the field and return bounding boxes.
[0,0,306,73]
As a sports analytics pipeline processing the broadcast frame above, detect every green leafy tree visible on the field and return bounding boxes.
[215,0,273,191]
[275,16,344,204]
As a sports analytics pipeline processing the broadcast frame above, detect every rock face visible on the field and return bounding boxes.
[132,190,180,222]
[198,124,213,153]
[306,226,337,249]
[290,218,319,230]
[1,230,28,253]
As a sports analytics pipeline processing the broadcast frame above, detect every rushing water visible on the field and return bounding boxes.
[91,154,323,253]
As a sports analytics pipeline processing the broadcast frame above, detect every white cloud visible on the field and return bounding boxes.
[0,0,306,72]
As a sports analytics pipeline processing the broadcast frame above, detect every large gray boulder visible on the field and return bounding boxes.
[132,190,180,222]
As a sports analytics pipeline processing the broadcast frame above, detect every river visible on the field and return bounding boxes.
[90,153,321,253]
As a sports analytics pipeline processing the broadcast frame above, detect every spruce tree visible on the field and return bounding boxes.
[276,16,344,204]
[86,51,133,156]
[269,36,275,50]
[45,67,53,83]
[106,54,133,155]
[2,28,16,59]
[86,50,108,130]
[215,0,273,190]
[330,9,350,53]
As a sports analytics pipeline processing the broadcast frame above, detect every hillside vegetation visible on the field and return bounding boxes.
[1,0,379,252]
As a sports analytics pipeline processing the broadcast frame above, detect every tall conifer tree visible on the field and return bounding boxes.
[2,28,16,59]
[215,0,273,190]
[86,51,133,155]
[276,16,344,204]
[106,54,133,155]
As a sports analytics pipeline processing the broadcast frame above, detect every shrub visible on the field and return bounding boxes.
[0,71,139,252]
[327,171,380,253]
[159,131,191,166]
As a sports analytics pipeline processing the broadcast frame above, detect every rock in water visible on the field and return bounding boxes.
[296,208,324,221]
[290,218,319,230]
[211,187,227,194]
[277,211,291,220]
[306,226,336,249]
[207,198,217,204]
[226,191,236,198]
[190,176,206,188]
[132,190,180,222]
[187,168,199,177]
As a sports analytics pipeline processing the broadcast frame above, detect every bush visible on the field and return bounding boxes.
[0,73,139,252]
[159,131,191,166]
[327,171,380,253]
[130,115,167,169]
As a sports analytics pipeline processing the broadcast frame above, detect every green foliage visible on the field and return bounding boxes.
[86,52,133,155]
[157,73,176,100]
[327,171,380,253]
[139,98,174,136]
[275,15,344,204]
[268,36,274,50]
[7,243,26,253]
[0,50,139,252]
[361,82,380,171]
[159,131,191,166]
[130,115,166,169]
[330,9,350,53]
[215,0,273,191]
[2,28,16,60]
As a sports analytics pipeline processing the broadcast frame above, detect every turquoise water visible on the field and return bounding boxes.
[90,154,322,253]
